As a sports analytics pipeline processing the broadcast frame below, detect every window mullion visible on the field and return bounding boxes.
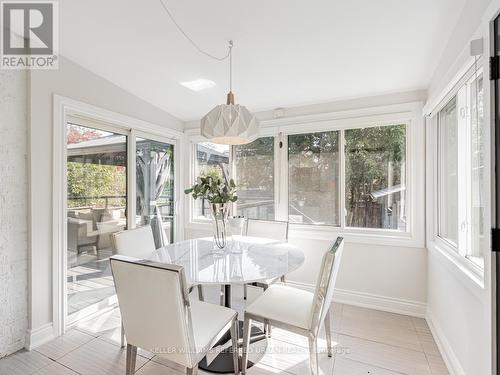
[230,145,237,216]
[127,130,136,230]
[189,142,197,223]
[340,129,346,229]
[273,135,280,220]
[456,86,469,256]
[276,132,289,221]
[464,84,473,257]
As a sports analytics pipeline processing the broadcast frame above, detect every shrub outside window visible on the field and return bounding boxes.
[345,124,407,231]
[288,131,340,226]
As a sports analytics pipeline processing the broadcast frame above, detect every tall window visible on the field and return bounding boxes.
[235,137,275,220]
[345,125,407,231]
[193,142,229,219]
[470,75,485,264]
[437,98,458,246]
[288,131,340,225]
[435,70,485,268]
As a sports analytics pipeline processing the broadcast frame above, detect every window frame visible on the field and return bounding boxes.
[428,64,486,279]
[279,119,413,236]
[435,73,483,256]
[188,140,233,223]
[285,129,342,227]
[184,102,425,247]
[233,136,276,221]
[436,95,460,249]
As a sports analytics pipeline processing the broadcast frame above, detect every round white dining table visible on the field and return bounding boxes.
[149,235,305,374]
[151,235,305,291]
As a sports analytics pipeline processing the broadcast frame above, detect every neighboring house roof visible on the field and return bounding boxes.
[197,143,229,165]
[67,134,126,157]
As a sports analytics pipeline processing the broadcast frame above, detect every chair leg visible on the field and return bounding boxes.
[241,317,252,374]
[308,336,319,375]
[121,321,126,348]
[324,307,333,357]
[262,285,271,337]
[186,365,198,375]
[243,284,248,300]
[197,285,204,301]
[220,286,225,306]
[230,318,240,375]
[126,344,137,375]
[263,319,272,338]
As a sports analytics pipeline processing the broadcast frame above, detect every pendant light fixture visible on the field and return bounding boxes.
[159,0,259,145]
[200,41,259,145]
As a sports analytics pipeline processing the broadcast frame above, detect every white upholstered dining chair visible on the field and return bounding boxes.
[240,219,289,336]
[111,225,157,259]
[110,255,240,375]
[241,237,344,375]
[243,219,289,299]
[111,225,204,348]
[245,219,289,242]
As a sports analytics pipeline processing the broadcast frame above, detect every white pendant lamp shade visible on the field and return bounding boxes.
[201,92,259,145]
[200,41,259,145]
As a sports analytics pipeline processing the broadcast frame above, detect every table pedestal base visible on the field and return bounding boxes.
[199,321,267,374]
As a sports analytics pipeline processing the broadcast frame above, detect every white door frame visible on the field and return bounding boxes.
[52,95,184,336]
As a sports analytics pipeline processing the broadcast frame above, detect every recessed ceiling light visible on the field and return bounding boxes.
[180,79,216,92]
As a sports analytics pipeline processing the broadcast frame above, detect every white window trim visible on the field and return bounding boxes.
[184,101,425,248]
[431,237,484,288]
[425,62,488,284]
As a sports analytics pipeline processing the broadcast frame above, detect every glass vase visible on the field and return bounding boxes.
[210,203,230,249]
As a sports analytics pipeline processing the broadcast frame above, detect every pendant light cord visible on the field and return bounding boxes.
[229,41,233,92]
[159,0,231,61]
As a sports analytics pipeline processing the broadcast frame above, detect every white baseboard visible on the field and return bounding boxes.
[25,323,56,351]
[285,280,315,291]
[286,281,426,317]
[333,288,427,317]
[426,310,466,375]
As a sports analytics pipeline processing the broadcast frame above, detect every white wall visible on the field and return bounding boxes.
[427,245,491,375]
[185,92,428,317]
[425,1,496,374]
[426,0,493,109]
[27,56,183,346]
[0,68,28,356]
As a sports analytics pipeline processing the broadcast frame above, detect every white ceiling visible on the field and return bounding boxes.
[59,0,466,121]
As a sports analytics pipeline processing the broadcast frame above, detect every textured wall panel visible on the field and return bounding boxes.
[0,69,28,357]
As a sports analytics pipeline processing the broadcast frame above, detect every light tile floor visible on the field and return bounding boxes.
[0,286,449,375]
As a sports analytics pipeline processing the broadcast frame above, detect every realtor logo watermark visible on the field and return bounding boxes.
[1,1,59,69]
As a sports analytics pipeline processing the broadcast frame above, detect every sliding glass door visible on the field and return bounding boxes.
[65,123,176,323]
[66,122,127,319]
